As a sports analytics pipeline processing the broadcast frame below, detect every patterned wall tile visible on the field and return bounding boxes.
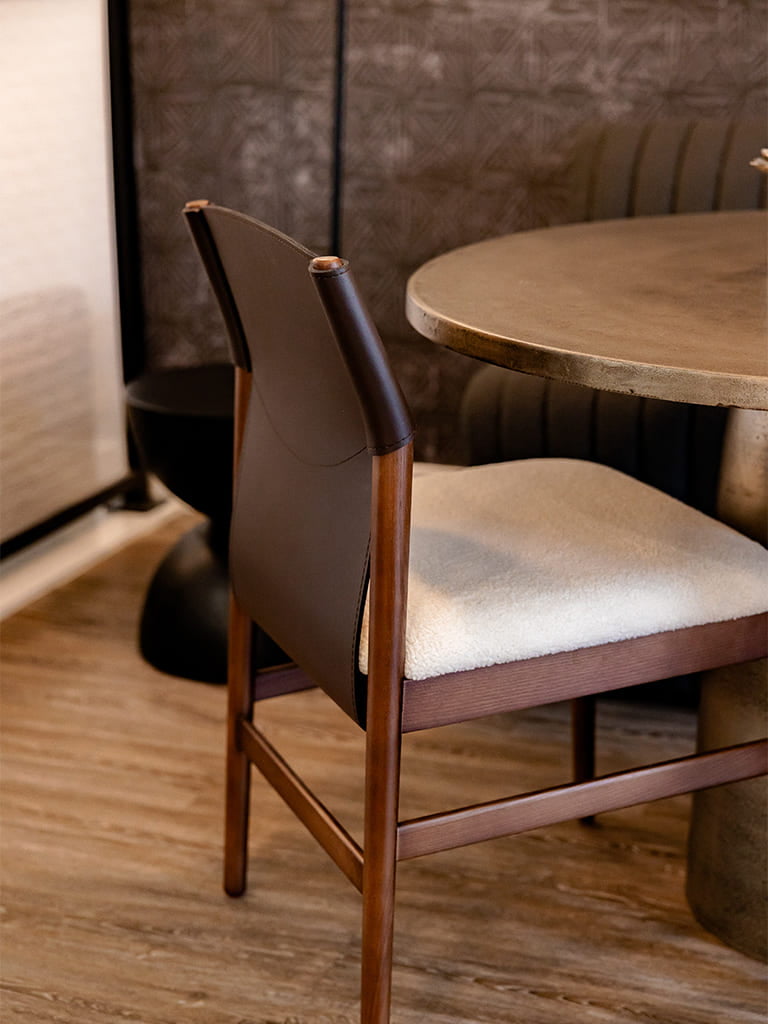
[131,0,337,369]
[277,7,337,91]
[130,1,216,94]
[209,8,279,84]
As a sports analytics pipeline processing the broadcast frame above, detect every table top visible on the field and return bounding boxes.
[406,210,768,409]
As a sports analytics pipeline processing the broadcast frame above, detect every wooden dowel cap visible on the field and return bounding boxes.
[311,256,346,272]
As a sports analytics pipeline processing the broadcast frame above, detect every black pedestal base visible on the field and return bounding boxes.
[139,521,288,684]
[140,522,229,684]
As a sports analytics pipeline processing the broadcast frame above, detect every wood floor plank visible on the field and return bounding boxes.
[1,512,766,1022]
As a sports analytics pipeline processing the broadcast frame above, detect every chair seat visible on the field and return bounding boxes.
[359,459,768,681]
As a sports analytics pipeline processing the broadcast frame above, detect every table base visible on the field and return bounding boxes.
[687,659,767,962]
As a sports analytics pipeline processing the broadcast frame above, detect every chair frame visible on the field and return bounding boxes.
[225,360,767,1024]
[183,200,767,1024]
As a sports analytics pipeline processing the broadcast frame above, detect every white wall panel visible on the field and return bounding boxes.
[0,0,128,543]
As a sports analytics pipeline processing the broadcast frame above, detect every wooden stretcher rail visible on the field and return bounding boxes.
[396,739,768,861]
[238,717,364,891]
[253,662,317,702]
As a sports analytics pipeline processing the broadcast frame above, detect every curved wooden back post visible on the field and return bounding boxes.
[361,443,412,1024]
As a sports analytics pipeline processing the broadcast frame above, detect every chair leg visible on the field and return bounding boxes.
[224,597,253,896]
[360,717,402,1023]
[571,695,597,825]
[360,443,411,1021]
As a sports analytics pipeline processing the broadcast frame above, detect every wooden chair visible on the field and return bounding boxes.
[184,200,768,1024]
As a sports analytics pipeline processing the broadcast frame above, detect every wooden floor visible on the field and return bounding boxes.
[1,512,766,1023]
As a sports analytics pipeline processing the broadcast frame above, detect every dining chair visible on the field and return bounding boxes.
[184,199,768,1024]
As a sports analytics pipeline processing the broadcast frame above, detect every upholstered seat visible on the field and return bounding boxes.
[359,459,768,681]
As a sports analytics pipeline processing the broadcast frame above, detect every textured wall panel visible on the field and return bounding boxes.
[131,0,337,369]
[342,0,768,460]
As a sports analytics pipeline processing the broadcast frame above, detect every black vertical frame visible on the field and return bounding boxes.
[330,0,347,257]
[107,0,145,383]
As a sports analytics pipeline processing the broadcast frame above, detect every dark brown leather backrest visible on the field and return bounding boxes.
[185,204,412,724]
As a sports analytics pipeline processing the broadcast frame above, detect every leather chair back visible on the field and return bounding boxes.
[186,205,412,723]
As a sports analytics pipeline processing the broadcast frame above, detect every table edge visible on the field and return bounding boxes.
[405,290,768,411]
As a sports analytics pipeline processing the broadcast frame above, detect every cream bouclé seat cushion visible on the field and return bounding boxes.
[359,459,768,681]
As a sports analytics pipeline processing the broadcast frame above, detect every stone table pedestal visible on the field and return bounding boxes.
[686,409,768,962]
